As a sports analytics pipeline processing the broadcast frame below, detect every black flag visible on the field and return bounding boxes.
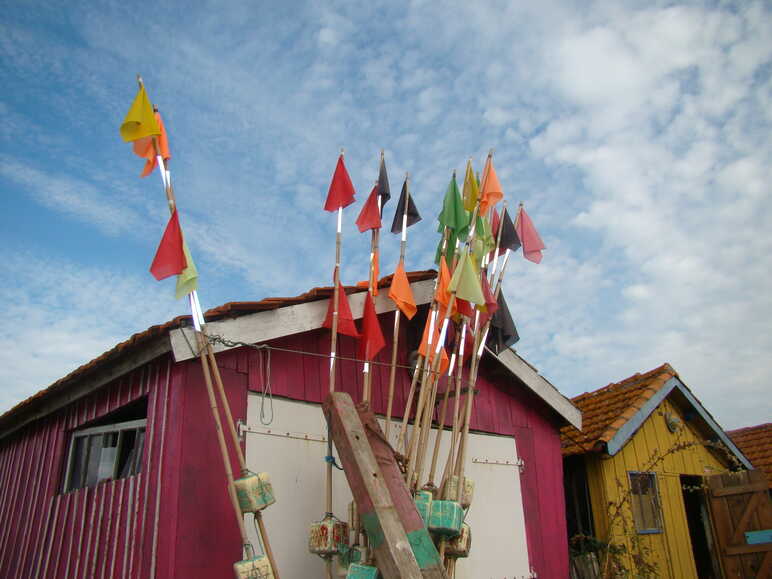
[390,179,422,234]
[486,293,519,354]
[377,155,391,209]
[498,208,521,253]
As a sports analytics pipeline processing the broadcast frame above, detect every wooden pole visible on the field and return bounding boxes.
[427,326,462,487]
[137,76,283,573]
[439,323,467,494]
[385,173,410,440]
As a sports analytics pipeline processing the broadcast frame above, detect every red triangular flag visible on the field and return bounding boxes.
[324,155,356,212]
[516,206,545,263]
[149,209,186,280]
[480,275,498,315]
[357,292,386,360]
[456,298,474,319]
[322,282,360,338]
[355,186,382,232]
[461,322,475,363]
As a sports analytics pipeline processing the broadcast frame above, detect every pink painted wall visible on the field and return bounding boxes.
[0,311,569,579]
[0,358,174,579]
[186,319,570,579]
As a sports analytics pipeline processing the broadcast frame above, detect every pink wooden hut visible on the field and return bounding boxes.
[0,271,580,578]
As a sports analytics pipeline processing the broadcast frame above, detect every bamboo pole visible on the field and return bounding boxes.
[384,173,410,440]
[135,76,261,562]
[427,324,463,488]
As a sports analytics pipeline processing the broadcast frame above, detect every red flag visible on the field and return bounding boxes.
[133,112,170,178]
[357,293,386,360]
[479,275,498,315]
[149,209,186,280]
[324,155,356,211]
[516,206,545,263]
[355,185,382,232]
[490,207,501,239]
[322,281,360,338]
[461,322,475,363]
[456,298,474,319]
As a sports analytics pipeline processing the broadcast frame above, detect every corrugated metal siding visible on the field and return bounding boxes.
[0,357,173,579]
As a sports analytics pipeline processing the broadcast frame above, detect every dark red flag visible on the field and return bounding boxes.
[324,154,356,212]
[355,185,382,232]
[357,292,386,360]
[323,282,360,338]
[149,209,186,280]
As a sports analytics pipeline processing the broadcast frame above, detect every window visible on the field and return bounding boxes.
[63,418,146,492]
[628,472,662,533]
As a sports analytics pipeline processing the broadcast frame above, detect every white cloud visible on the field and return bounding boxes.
[1,0,770,431]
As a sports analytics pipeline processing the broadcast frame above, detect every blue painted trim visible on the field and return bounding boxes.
[672,381,754,470]
[745,530,772,545]
[637,529,663,535]
[606,378,678,456]
[606,378,753,469]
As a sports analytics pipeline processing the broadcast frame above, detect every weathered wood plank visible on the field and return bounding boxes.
[324,392,424,579]
[355,402,445,578]
[170,279,435,362]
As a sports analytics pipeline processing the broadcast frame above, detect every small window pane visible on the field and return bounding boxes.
[84,435,104,488]
[629,472,661,533]
[68,436,88,490]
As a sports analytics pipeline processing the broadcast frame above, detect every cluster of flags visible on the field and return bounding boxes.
[120,81,544,363]
[119,85,198,300]
[322,154,422,365]
[319,150,546,368]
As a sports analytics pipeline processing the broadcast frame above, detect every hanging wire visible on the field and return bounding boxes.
[256,347,274,426]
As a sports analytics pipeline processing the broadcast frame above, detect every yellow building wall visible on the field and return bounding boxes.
[585,398,729,579]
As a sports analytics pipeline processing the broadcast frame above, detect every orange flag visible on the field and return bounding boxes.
[418,314,450,374]
[388,262,417,319]
[435,259,452,309]
[479,156,504,216]
[132,112,171,178]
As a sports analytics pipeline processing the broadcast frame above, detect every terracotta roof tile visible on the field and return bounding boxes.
[728,423,772,488]
[0,271,437,428]
[560,363,676,455]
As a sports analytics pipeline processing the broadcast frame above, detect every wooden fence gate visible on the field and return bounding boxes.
[706,469,772,578]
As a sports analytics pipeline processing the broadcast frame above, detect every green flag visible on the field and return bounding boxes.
[437,175,469,235]
[448,252,485,305]
[175,240,199,299]
[472,214,495,266]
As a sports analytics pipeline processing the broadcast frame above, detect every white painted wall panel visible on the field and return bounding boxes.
[245,395,530,578]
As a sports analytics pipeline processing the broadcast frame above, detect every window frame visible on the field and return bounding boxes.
[627,471,663,534]
[62,418,147,493]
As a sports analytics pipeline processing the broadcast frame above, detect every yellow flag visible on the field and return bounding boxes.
[448,252,485,306]
[120,86,161,142]
[175,240,199,299]
[462,160,479,212]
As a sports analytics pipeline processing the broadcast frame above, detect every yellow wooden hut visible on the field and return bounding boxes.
[561,364,753,579]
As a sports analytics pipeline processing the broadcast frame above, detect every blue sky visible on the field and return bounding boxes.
[1,0,770,430]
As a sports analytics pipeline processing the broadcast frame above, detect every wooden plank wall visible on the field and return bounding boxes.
[0,357,173,579]
[210,319,569,579]
[587,397,729,579]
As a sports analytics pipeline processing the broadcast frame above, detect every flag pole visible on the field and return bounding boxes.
[135,76,258,563]
[322,150,346,579]
[384,171,409,440]
[362,180,380,404]
[396,225,448,454]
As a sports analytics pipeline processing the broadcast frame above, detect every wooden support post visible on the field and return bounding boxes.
[324,392,446,578]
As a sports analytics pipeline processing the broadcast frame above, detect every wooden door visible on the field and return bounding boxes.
[706,470,772,578]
